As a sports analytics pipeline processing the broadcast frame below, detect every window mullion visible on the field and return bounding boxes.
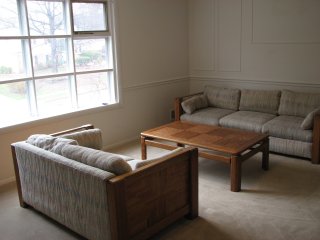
[21,0,39,117]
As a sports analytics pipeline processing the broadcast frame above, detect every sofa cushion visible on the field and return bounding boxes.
[301,107,320,130]
[279,90,320,117]
[239,89,280,115]
[219,111,276,132]
[181,107,235,125]
[60,128,102,150]
[26,134,78,154]
[204,86,240,110]
[262,116,312,142]
[269,137,312,159]
[127,148,183,170]
[60,144,132,175]
[181,94,208,114]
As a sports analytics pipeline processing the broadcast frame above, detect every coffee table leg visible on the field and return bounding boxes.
[230,155,241,192]
[262,138,269,171]
[141,136,147,160]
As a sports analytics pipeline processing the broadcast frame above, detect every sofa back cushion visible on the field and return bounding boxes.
[60,128,102,150]
[26,134,78,154]
[60,144,132,175]
[279,90,320,117]
[204,86,240,110]
[239,89,280,115]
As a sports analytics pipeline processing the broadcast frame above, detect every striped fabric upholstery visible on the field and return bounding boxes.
[301,107,320,130]
[60,144,133,175]
[13,142,114,240]
[219,111,276,132]
[181,94,208,114]
[239,89,281,115]
[269,137,312,159]
[204,86,240,110]
[60,128,103,150]
[279,90,320,117]
[181,107,235,126]
[262,116,312,142]
[26,134,78,155]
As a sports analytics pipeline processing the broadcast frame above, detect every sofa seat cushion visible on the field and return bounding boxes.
[60,144,132,175]
[239,89,280,115]
[204,86,240,110]
[219,111,276,132]
[181,107,235,125]
[262,116,312,142]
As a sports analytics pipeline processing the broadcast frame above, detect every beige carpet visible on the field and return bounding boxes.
[1,140,320,240]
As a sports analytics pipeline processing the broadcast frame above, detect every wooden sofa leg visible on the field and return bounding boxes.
[185,148,199,219]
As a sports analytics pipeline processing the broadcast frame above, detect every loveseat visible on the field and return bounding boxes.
[11,124,198,240]
[175,86,320,164]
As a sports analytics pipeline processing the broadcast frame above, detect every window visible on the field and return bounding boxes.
[0,0,118,128]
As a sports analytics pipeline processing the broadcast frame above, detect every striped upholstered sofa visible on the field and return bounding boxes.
[175,86,320,164]
[11,125,198,240]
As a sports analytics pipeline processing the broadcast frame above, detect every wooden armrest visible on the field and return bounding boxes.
[50,124,94,137]
[174,92,204,121]
[106,147,198,240]
[312,115,320,164]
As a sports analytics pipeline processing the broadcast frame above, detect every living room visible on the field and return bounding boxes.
[1,0,320,239]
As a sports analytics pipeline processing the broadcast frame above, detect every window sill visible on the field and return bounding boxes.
[0,102,122,135]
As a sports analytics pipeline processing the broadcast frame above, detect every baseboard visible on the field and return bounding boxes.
[0,177,15,187]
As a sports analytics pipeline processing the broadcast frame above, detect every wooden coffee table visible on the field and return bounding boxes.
[140,121,269,192]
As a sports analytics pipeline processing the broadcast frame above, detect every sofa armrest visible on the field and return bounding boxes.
[106,147,198,240]
[51,124,94,136]
[174,92,203,120]
[312,114,320,164]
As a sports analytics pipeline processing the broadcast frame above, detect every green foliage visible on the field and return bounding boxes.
[76,56,91,66]
[75,51,102,66]
[0,66,12,74]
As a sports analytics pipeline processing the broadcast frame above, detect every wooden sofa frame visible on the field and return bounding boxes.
[11,124,199,240]
[175,93,320,164]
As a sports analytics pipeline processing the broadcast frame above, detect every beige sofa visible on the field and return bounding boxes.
[11,125,198,240]
[175,86,320,164]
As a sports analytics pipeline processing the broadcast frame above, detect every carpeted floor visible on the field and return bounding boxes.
[1,140,320,240]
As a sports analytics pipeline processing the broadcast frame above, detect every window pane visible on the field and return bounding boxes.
[74,38,112,71]
[0,81,31,127]
[0,40,29,80]
[32,38,71,76]
[72,2,107,32]
[35,76,72,116]
[76,72,114,108]
[0,0,23,36]
[27,0,67,36]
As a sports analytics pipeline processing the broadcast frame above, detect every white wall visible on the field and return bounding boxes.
[0,0,189,185]
[189,0,320,93]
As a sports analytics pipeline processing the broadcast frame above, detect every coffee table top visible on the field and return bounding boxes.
[141,121,268,155]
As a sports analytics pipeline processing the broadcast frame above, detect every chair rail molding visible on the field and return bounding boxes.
[190,76,320,93]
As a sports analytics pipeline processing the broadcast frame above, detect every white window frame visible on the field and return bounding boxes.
[0,0,120,129]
